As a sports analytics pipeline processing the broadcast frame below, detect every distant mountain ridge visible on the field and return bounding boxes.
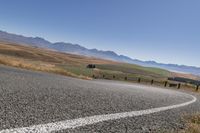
[0,30,200,76]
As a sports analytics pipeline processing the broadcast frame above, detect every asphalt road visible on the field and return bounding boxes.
[0,65,199,133]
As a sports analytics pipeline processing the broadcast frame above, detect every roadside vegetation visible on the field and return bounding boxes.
[0,41,171,80]
[179,114,200,133]
[155,114,200,133]
[168,113,200,133]
[0,41,199,92]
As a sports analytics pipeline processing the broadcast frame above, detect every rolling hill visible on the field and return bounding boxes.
[0,30,200,76]
[0,41,172,81]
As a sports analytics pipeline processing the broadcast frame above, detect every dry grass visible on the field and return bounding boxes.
[0,42,116,65]
[0,41,199,88]
[156,114,200,133]
[0,42,169,80]
[0,55,77,77]
[0,42,116,79]
[179,114,200,133]
[172,72,200,81]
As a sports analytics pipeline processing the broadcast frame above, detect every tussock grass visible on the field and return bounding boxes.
[0,55,91,80]
[154,114,200,133]
[179,114,200,133]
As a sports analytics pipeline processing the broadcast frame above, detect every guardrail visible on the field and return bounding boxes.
[92,74,199,92]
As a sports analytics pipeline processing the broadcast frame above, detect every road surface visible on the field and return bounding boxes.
[0,65,199,133]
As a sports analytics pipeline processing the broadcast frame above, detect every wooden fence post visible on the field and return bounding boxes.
[124,77,127,80]
[151,80,154,85]
[164,81,168,87]
[177,83,181,89]
[138,78,141,83]
[196,85,199,91]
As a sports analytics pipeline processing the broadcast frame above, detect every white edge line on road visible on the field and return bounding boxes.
[0,94,197,133]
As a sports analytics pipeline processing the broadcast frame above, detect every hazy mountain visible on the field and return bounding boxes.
[0,30,200,76]
[0,31,51,48]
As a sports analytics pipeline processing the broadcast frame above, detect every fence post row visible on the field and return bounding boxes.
[92,74,199,91]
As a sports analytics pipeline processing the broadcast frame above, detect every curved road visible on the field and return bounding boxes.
[0,65,199,132]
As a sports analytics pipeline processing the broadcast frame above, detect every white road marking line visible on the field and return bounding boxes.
[0,94,196,133]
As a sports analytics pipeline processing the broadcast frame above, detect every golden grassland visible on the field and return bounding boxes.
[0,41,170,80]
[0,42,117,79]
[0,41,199,88]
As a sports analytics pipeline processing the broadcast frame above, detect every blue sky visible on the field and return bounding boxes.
[0,0,199,67]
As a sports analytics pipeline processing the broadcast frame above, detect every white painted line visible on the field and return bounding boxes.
[0,94,196,133]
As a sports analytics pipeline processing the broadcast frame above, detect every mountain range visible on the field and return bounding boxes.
[0,30,200,76]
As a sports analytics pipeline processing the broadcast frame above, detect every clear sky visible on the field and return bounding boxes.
[0,0,199,67]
